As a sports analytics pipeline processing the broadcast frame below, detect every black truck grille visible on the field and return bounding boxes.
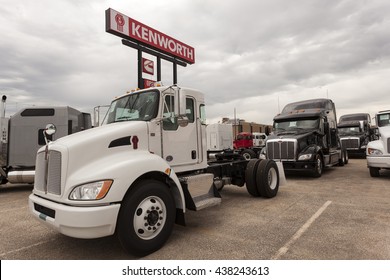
[387,138,390,154]
[267,140,296,160]
[341,138,360,149]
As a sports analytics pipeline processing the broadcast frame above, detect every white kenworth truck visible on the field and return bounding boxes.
[29,85,285,256]
[366,110,390,177]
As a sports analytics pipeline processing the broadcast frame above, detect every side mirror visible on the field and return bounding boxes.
[43,123,56,144]
[174,88,187,117]
[359,120,364,132]
[173,87,188,127]
[324,122,329,133]
[45,123,57,136]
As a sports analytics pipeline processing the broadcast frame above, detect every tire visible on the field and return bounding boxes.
[369,167,380,177]
[312,154,323,178]
[241,149,257,160]
[256,159,279,198]
[343,149,349,164]
[117,179,176,256]
[245,159,261,197]
[338,150,345,166]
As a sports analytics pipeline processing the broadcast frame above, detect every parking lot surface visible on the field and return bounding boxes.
[0,159,389,260]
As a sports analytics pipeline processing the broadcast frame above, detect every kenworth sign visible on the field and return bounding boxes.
[106,8,195,64]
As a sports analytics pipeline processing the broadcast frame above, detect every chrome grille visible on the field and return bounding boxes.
[267,140,296,160]
[34,151,46,192]
[341,138,359,149]
[33,149,62,195]
[47,151,62,195]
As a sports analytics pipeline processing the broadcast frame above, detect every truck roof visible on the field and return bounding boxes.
[339,113,370,122]
[113,85,205,103]
[274,108,324,121]
[337,120,362,128]
[281,98,334,114]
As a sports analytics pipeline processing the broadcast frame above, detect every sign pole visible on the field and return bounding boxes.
[173,60,177,85]
[137,49,143,89]
[157,57,161,82]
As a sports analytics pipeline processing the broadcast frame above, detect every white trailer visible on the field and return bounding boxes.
[29,85,286,256]
[206,123,234,151]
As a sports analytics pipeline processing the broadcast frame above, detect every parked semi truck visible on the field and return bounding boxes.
[29,85,286,256]
[0,100,91,185]
[338,113,375,157]
[233,132,267,159]
[262,98,348,177]
[366,109,390,177]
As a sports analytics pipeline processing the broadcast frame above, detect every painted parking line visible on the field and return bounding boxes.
[272,200,332,260]
[0,239,56,259]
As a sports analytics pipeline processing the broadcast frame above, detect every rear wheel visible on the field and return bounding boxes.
[241,149,256,160]
[117,180,176,256]
[256,159,279,198]
[369,167,380,177]
[245,159,262,197]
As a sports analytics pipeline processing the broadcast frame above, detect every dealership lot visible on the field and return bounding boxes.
[0,158,389,260]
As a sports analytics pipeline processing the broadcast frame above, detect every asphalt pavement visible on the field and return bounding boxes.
[0,158,389,260]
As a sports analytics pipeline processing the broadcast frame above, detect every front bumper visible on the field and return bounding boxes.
[366,155,390,169]
[281,161,317,172]
[29,194,121,239]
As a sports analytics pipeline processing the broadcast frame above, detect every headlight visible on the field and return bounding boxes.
[69,180,113,200]
[367,148,383,156]
[298,154,312,161]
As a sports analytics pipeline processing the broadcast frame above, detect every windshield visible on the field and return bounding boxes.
[274,118,320,133]
[338,126,361,135]
[377,113,390,127]
[103,90,159,125]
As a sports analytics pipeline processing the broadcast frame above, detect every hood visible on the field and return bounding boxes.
[45,121,150,181]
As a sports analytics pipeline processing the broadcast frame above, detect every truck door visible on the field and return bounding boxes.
[162,95,199,169]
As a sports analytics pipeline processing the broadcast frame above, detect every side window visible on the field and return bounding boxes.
[186,98,195,123]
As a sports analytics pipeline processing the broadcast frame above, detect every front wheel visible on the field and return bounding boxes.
[117,180,176,256]
[312,154,323,178]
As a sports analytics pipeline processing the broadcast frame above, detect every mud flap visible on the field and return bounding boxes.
[276,161,287,186]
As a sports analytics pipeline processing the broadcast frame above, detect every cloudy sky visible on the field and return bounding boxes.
[1,0,390,125]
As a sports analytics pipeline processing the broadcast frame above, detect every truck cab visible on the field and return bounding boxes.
[29,85,285,256]
[338,113,373,157]
[366,110,390,177]
[263,98,347,177]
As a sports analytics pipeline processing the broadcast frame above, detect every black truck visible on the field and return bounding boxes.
[262,98,348,177]
[338,113,376,157]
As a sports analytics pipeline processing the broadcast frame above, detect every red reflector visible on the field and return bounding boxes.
[132,135,139,149]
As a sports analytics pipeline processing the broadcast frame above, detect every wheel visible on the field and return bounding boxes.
[117,179,176,256]
[241,149,257,160]
[256,159,279,198]
[312,154,323,178]
[338,150,345,166]
[343,149,349,164]
[245,159,261,197]
[369,167,380,177]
